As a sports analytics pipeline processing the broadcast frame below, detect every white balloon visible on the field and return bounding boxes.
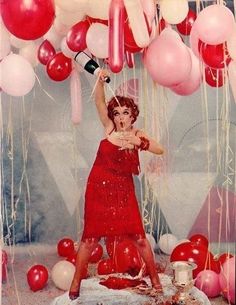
[0,54,35,97]
[227,26,236,61]
[56,6,85,26]
[19,42,39,67]
[159,0,189,24]
[53,18,71,36]
[44,25,63,50]
[124,0,150,48]
[55,0,87,12]
[51,260,75,291]
[86,23,108,59]
[0,22,11,60]
[86,0,110,20]
[10,34,31,49]
[60,37,77,58]
[158,233,178,255]
[146,233,157,251]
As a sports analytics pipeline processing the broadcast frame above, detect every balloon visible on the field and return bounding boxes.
[144,34,192,87]
[189,22,200,57]
[160,28,182,41]
[158,233,178,255]
[159,0,189,25]
[97,258,116,275]
[46,52,72,81]
[205,67,224,88]
[0,22,11,60]
[176,9,197,36]
[27,265,48,292]
[56,0,87,13]
[108,0,125,73]
[66,20,90,52]
[189,234,209,249]
[86,23,109,59]
[1,0,55,40]
[57,238,75,257]
[53,18,71,36]
[19,42,39,67]
[66,251,77,265]
[70,69,82,124]
[43,25,63,50]
[55,6,85,26]
[0,54,35,97]
[146,233,156,251]
[38,40,56,65]
[51,261,75,291]
[170,48,201,96]
[228,60,236,103]
[195,270,221,298]
[60,37,77,59]
[170,242,209,278]
[124,0,150,48]
[140,0,156,27]
[86,0,110,20]
[158,18,169,34]
[124,17,143,53]
[227,26,236,61]
[194,4,235,45]
[199,41,231,69]
[219,257,235,304]
[114,240,142,276]
[89,244,103,264]
[218,253,234,267]
[125,51,134,68]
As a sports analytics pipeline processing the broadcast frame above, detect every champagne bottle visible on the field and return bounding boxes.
[74,52,110,83]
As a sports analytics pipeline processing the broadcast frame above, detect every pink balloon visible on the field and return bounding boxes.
[189,22,200,57]
[195,4,235,45]
[195,270,221,298]
[70,69,82,124]
[1,0,55,40]
[170,49,201,96]
[125,51,134,68]
[144,35,192,87]
[108,0,125,73]
[219,256,235,304]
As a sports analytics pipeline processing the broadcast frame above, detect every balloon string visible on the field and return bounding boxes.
[35,73,57,103]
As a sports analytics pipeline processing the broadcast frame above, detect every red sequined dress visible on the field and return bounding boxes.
[82,138,145,240]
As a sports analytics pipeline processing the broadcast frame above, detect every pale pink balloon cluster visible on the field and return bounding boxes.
[195,256,235,303]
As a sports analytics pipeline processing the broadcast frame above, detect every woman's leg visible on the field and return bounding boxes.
[69,238,99,300]
[133,236,162,290]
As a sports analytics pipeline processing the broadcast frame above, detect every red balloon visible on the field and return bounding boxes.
[66,251,77,265]
[27,265,48,292]
[105,236,125,258]
[189,234,209,249]
[218,253,234,266]
[47,53,72,82]
[2,250,8,283]
[97,258,116,275]
[205,67,224,87]
[158,18,168,34]
[114,240,142,276]
[89,244,103,263]
[170,242,209,278]
[199,41,231,69]
[38,40,56,65]
[66,20,90,52]
[0,0,55,40]
[176,9,197,36]
[57,237,75,257]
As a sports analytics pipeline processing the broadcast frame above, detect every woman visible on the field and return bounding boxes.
[69,70,164,300]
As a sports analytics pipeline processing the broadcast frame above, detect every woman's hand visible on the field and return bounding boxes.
[118,132,141,150]
[97,69,110,84]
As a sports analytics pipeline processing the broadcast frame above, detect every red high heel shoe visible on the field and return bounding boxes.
[69,290,80,300]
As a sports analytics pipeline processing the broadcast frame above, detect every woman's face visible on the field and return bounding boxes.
[112,106,133,131]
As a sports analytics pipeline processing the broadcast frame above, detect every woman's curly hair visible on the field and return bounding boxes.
[107,96,139,124]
